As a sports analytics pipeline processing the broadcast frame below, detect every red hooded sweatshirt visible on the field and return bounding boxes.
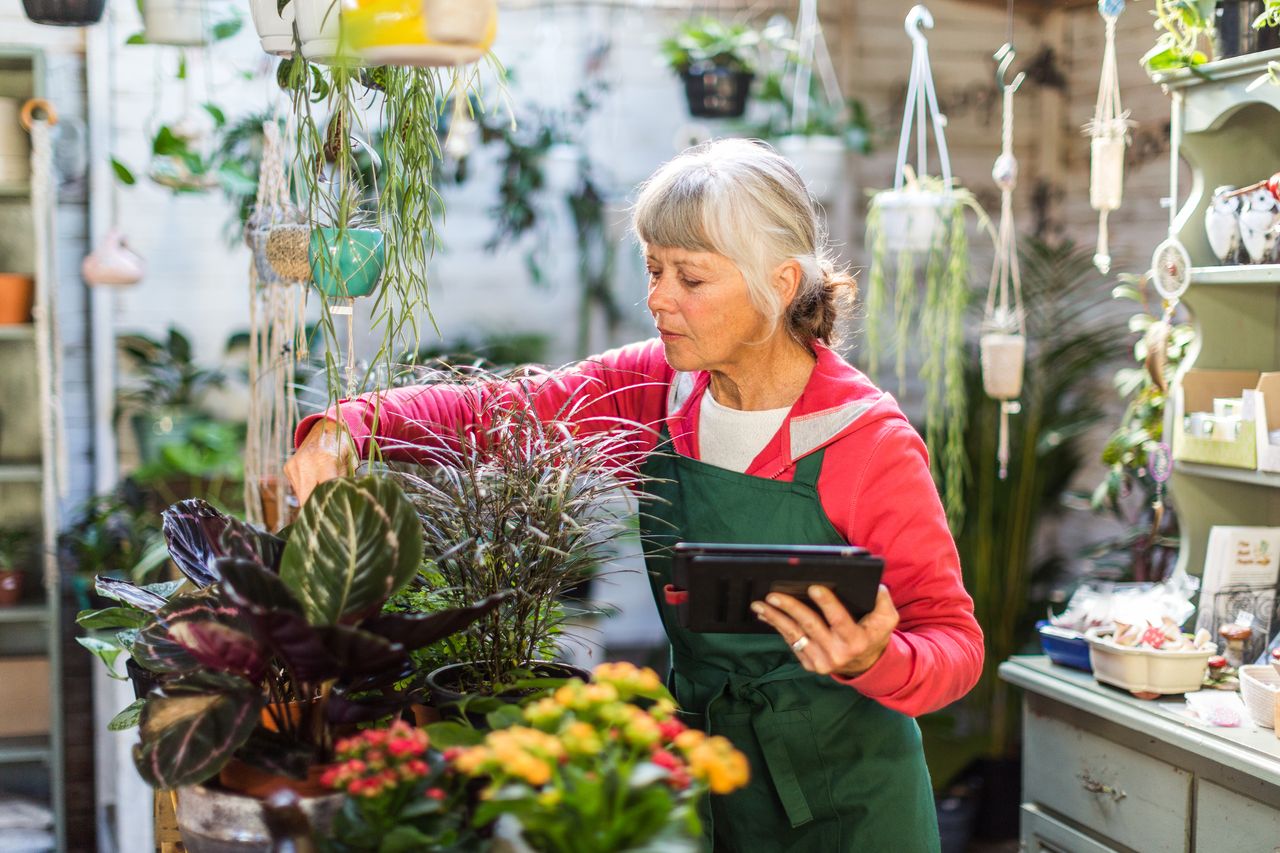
[296,338,984,718]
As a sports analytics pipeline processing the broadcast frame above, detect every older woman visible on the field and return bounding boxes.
[286,138,983,852]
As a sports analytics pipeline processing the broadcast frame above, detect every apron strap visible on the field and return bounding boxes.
[791,449,825,490]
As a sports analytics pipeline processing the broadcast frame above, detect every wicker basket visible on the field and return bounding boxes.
[1239,664,1280,728]
[265,224,311,282]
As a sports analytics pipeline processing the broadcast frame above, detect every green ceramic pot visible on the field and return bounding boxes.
[308,227,385,299]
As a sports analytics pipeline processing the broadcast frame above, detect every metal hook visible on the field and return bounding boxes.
[905,5,934,45]
[994,43,1026,92]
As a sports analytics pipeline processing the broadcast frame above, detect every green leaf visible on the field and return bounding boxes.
[125,32,146,45]
[484,703,524,731]
[176,53,187,81]
[380,826,436,853]
[211,16,243,42]
[132,671,262,789]
[77,635,126,678]
[201,103,227,127]
[152,126,189,158]
[279,476,423,625]
[77,607,148,631]
[109,698,145,731]
[110,157,137,185]
[423,721,484,748]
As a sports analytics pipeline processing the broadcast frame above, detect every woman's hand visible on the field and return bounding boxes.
[283,419,355,505]
[751,585,899,678]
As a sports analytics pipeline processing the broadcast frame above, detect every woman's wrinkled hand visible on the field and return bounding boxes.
[751,584,899,678]
[283,419,355,506]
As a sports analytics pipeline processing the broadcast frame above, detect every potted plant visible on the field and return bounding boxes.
[660,17,762,119]
[1142,0,1215,70]
[250,0,295,57]
[294,0,343,62]
[140,0,214,46]
[20,0,106,26]
[0,528,35,607]
[394,382,652,713]
[116,327,226,464]
[83,479,506,850]
[342,0,498,67]
[0,273,35,325]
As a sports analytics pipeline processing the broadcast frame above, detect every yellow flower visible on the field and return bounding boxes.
[453,746,491,776]
[561,721,603,755]
[537,788,562,808]
[523,697,564,728]
[673,729,706,751]
[685,736,750,794]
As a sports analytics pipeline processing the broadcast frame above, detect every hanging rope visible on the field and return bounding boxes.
[892,6,952,192]
[982,46,1026,481]
[1086,0,1132,274]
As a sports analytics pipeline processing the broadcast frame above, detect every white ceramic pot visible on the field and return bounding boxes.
[874,189,953,254]
[143,0,208,46]
[422,0,494,44]
[1089,134,1125,212]
[294,0,341,61]
[249,0,295,56]
[0,98,30,187]
[777,135,848,201]
[980,333,1026,400]
[176,783,341,853]
[1085,628,1212,695]
[82,229,145,287]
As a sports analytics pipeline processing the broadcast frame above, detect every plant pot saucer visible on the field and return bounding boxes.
[361,44,486,67]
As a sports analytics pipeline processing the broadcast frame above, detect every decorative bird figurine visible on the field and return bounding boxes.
[1204,185,1242,264]
[1239,187,1280,263]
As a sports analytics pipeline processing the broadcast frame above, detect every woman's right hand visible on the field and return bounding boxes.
[284,419,355,505]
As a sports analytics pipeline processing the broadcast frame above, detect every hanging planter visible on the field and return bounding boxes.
[142,0,209,46]
[682,63,753,118]
[862,5,984,526]
[249,0,295,57]
[777,135,847,201]
[82,228,146,287]
[309,226,385,299]
[20,0,105,26]
[265,224,312,283]
[1085,0,1133,274]
[660,18,762,119]
[344,0,497,66]
[294,0,343,62]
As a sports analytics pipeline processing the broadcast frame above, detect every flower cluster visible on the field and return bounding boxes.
[321,721,436,799]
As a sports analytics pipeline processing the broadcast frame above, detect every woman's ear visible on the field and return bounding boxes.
[773,259,804,307]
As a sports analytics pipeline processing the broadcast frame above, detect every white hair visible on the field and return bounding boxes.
[631,138,852,343]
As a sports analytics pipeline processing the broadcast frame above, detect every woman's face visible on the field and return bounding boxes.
[644,245,775,374]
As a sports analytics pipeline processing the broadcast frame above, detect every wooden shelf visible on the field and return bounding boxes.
[0,324,34,341]
[0,604,48,625]
[0,464,42,484]
[0,735,50,765]
[1191,264,1280,286]
[0,185,29,199]
[1174,460,1280,488]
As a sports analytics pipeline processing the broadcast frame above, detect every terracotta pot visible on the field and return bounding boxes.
[0,570,23,607]
[176,780,341,853]
[0,274,35,325]
[218,757,330,799]
[409,702,442,727]
[254,477,298,533]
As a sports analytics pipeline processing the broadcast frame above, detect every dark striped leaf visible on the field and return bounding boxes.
[163,499,285,587]
[279,477,423,626]
[133,671,261,789]
[360,590,511,651]
[218,557,303,615]
[158,590,266,681]
[95,576,167,613]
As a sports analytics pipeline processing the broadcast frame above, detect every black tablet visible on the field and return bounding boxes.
[665,542,884,634]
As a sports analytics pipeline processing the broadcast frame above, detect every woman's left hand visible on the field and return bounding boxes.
[751,585,899,678]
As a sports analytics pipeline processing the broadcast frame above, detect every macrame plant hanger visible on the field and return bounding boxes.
[981,18,1027,481]
[893,6,952,198]
[789,0,844,138]
[1087,0,1133,274]
[244,119,305,530]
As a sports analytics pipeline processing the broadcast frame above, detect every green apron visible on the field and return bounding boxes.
[639,432,940,852]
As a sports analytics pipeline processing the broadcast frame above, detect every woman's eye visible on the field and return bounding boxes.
[681,277,702,287]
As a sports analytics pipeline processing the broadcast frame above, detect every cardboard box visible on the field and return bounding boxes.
[1173,369,1260,469]
[1254,373,1280,472]
[0,656,50,737]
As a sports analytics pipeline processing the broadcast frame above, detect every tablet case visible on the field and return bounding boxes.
[664,542,885,633]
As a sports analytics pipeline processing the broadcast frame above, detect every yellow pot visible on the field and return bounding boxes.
[345,0,496,67]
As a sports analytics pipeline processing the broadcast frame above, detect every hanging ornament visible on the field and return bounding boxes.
[1143,90,1190,396]
[981,43,1027,481]
[81,228,145,287]
[1085,0,1134,275]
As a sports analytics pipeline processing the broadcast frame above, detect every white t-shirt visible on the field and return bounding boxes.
[698,390,791,473]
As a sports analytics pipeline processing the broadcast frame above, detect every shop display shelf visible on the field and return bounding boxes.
[0,185,29,199]
[0,464,42,484]
[0,604,47,625]
[0,325,34,341]
[1174,460,1280,489]
[1190,264,1280,286]
[0,736,50,765]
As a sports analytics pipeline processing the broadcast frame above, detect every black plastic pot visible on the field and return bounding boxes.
[681,63,754,119]
[425,660,592,727]
[125,656,163,701]
[935,774,982,853]
[970,756,1022,841]
[1215,1,1280,59]
[21,0,106,25]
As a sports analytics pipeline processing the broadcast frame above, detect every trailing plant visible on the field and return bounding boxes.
[394,371,655,695]
[1142,0,1216,70]
[1258,0,1280,27]
[1075,274,1190,582]
[862,177,990,528]
[79,478,507,789]
[658,17,763,75]
[954,238,1126,760]
[749,69,873,153]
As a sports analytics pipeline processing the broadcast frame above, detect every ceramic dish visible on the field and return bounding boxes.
[1085,628,1213,695]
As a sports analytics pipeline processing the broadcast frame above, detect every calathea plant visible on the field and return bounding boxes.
[82,476,508,790]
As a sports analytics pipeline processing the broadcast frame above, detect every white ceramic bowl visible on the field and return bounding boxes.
[1239,665,1280,728]
[1085,628,1212,695]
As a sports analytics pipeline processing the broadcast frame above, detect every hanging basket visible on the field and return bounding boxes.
[20,0,105,26]
[309,226,385,299]
[345,0,497,67]
[265,224,312,283]
[874,189,955,254]
[295,0,344,62]
[980,332,1026,400]
[681,63,754,119]
[142,0,209,46]
[249,0,295,56]
[82,228,145,287]
[777,135,848,201]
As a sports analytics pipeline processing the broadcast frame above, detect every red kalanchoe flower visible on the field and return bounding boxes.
[651,749,682,772]
[388,738,419,758]
[425,787,447,801]
[406,759,429,778]
[668,768,692,791]
[443,747,464,762]
[658,719,687,742]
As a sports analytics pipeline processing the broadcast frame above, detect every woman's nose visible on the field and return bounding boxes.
[646,275,675,316]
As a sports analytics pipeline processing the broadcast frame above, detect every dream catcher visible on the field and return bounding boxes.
[1085,0,1134,274]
